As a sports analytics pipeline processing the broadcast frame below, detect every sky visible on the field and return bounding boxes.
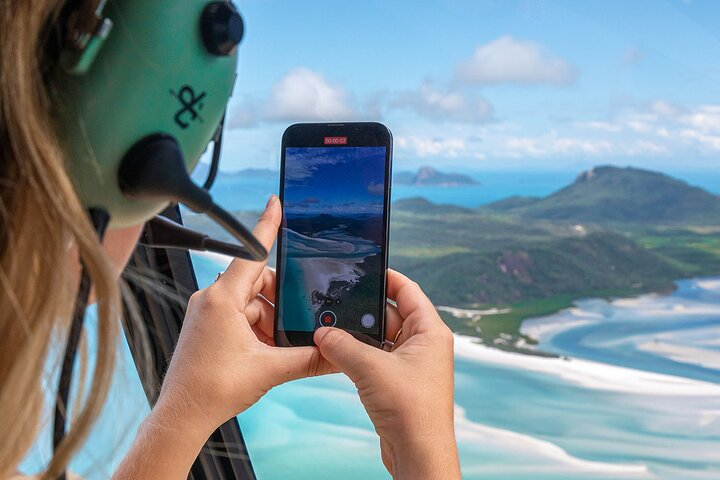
[284,147,386,215]
[213,0,720,173]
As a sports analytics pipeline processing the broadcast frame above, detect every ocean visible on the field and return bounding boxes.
[19,169,720,479]
[200,168,720,211]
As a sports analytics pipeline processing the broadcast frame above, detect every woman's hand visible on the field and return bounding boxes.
[159,194,335,427]
[313,270,461,480]
[115,196,334,479]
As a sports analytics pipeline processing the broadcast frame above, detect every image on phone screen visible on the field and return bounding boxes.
[275,123,391,347]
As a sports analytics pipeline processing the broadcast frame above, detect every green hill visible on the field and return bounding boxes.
[484,165,720,224]
[183,166,720,349]
[389,202,684,306]
[389,196,720,348]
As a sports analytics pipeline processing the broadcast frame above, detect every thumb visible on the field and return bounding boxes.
[267,346,337,386]
[314,327,381,381]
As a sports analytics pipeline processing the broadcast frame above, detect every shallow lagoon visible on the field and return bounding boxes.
[205,257,720,479]
[20,260,720,480]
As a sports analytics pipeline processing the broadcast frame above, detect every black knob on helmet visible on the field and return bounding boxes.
[200,1,244,56]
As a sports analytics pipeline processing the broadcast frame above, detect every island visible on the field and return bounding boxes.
[183,165,720,353]
[393,166,480,186]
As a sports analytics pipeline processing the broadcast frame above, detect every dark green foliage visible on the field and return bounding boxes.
[390,231,682,306]
[483,165,720,224]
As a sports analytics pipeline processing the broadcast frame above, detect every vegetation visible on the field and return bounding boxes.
[390,166,720,349]
[185,165,720,350]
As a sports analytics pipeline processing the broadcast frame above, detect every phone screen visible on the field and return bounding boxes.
[275,125,391,346]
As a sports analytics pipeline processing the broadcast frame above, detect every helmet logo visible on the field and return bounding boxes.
[170,85,206,129]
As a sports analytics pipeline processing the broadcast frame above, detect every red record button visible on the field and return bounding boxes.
[318,310,337,327]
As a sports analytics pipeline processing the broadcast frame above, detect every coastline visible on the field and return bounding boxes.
[517,276,720,383]
[193,252,720,370]
[454,334,720,396]
[439,278,693,353]
[166,252,720,478]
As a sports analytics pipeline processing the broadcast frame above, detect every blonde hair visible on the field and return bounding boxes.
[0,1,120,478]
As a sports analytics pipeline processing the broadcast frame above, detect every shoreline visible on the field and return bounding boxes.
[192,250,719,367]
[454,334,720,396]
[439,276,710,353]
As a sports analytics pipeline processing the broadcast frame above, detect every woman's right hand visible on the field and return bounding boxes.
[313,270,461,480]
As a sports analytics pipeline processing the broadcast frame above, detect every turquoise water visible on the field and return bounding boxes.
[193,255,720,480]
[522,279,720,384]
[20,251,720,480]
[19,169,720,478]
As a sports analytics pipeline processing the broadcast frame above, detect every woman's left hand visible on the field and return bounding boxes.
[157,195,335,431]
[115,196,335,479]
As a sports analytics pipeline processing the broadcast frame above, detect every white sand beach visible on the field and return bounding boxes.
[454,334,720,397]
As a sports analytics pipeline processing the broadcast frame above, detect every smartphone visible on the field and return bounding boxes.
[273,122,392,348]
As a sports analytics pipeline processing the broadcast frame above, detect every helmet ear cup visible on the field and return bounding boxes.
[200,1,244,56]
[54,0,241,227]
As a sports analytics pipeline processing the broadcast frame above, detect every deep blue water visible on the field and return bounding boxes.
[200,170,579,210]
[201,168,720,211]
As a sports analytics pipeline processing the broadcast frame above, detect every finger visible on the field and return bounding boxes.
[244,296,275,339]
[386,269,435,316]
[384,301,404,343]
[251,267,276,304]
[252,324,274,346]
[218,196,281,300]
[268,346,339,385]
[386,269,440,334]
[313,327,382,382]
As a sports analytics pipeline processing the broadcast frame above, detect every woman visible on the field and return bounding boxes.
[0,1,461,479]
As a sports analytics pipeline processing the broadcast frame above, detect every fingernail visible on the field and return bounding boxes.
[265,195,276,209]
[314,327,331,345]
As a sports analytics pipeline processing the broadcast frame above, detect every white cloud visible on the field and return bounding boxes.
[648,100,683,118]
[624,140,670,156]
[679,129,720,151]
[391,82,494,123]
[600,101,720,153]
[396,135,466,158]
[575,120,622,133]
[264,67,356,121]
[497,133,614,158]
[455,36,576,86]
[228,67,356,128]
[680,105,720,134]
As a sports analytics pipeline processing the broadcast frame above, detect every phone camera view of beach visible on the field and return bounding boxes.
[277,146,387,334]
